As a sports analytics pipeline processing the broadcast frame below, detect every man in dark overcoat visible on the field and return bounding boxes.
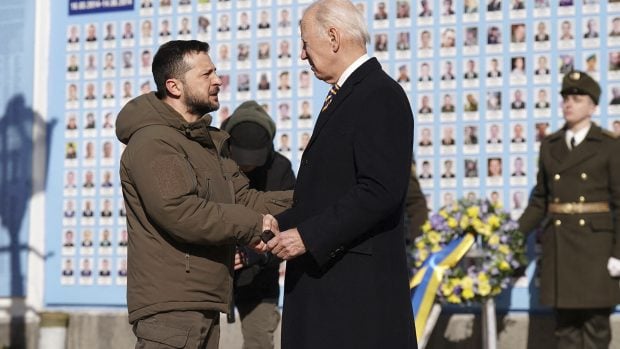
[262,0,416,348]
[519,70,620,349]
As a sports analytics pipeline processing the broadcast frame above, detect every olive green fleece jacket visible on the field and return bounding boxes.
[116,92,292,323]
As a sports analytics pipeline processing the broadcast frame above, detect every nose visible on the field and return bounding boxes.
[212,73,222,86]
[300,48,307,61]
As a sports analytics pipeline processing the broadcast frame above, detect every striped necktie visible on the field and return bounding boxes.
[321,84,340,112]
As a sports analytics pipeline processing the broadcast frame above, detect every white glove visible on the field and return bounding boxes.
[607,257,620,277]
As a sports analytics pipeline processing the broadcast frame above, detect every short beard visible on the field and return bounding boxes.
[184,84,219,117]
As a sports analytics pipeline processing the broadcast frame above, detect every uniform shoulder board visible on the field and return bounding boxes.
[602,129,619,139]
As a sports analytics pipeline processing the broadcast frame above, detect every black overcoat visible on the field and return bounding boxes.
[277,58,417,349]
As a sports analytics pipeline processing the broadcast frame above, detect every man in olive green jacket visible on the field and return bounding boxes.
[116,40,291,348]
[519,70,620,349]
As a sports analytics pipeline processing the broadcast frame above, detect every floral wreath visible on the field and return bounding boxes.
[410,199,527,304]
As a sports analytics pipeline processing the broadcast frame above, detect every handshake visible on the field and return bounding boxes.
[252,214,307,261]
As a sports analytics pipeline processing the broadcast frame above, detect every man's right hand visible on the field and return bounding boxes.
[251,214,281,253]
[263,214,280,235]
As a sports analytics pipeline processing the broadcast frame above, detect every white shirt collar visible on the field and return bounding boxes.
[566,123,591,148]
[336,54,371,88]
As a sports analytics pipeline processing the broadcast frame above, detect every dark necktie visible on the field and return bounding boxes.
[321,84,340,112]
[570,136,576,150]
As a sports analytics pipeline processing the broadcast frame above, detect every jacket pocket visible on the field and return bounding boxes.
[192,167,212,200]
[134,318,189,348]
[589,216,613,232]
[348,238,373,256]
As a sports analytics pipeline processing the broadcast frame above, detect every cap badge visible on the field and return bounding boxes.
[569,71,581,80]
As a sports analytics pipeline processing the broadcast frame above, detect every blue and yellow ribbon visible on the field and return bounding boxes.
[410,233,475,341]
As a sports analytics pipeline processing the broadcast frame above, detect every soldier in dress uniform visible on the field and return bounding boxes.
[519,70,620,349]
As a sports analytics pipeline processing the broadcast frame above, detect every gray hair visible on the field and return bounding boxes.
[305,0,370,47]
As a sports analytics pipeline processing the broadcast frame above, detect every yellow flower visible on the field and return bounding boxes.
[488,234,500,247]
[477,272,489,283]
[498,244,510,255]
[487,214,501,229]
[478,282,491,296]
[415,240,426,250]
[447,294,462,304]
[439,210,449,218]
[441,283,452,296]
[499,260,510,271]
[428,231,441,244]
[431,244,441,253]
[460,216,470,229]
[466,206,479,218]
[418,249,429,261]
[491,286,502,296]
[422,221,432,233]
[472,218,484,231]
[447,217,458,228]
[477,224,492,237]
[461,276,474,289]
[462,288,475,299]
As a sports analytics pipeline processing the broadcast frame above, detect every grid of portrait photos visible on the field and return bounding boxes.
[55,0,620,298]
[402,0,620,215]
[60,0,320,291]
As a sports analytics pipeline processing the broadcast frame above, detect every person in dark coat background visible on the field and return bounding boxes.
[222,100,296,349]
[519,70,620,349]
[222,101,295,349]
[263,0,416,348]
[406,161,429,243]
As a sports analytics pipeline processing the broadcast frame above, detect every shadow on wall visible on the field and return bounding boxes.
[0,94,56,348]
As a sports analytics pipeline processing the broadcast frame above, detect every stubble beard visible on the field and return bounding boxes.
[184,85,219,117]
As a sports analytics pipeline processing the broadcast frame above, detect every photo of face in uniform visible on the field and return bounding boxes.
[419,0,433,17]
[487,124,502,144]
[536,89,550,109]
[464,159,478,178]
[535,21,550,42]
[418,62,433,82]
[511,123,526,143]
[441,159,456,178]
[396,1,410,18]
[418,95,433,114]
[441,93,455,113]
[419,160,433,179]
[559,20,574,41]
[419,127,433,147]
[511,156,526,177]
[463,126,479,145]
[419,30,432,50]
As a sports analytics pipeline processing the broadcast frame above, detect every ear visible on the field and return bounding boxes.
[327,27,340,52]
[165,78,182,98]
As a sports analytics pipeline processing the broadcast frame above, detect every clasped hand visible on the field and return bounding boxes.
[252,214,306,260]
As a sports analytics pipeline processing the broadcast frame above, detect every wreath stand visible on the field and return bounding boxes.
[417,297,497,349]
[418,247,498,349]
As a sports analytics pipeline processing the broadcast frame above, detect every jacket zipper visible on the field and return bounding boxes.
[185,253,190,273]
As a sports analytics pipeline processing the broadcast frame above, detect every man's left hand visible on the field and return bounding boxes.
[267,228,306,260]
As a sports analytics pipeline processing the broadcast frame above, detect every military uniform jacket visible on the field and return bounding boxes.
[519,123,620,308]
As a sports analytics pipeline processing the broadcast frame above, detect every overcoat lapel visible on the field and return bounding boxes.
[556,125,603,173]
[549,130,569,164]
[303,58,382,152]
